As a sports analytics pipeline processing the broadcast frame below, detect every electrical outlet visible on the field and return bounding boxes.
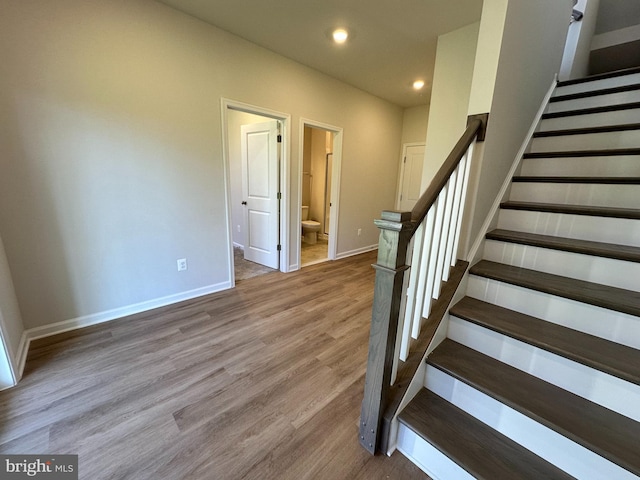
[237,225,241,232]
[357,228,362,236]
[177,258,187,271]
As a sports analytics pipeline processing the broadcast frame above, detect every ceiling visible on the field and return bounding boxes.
[156,0,484,108]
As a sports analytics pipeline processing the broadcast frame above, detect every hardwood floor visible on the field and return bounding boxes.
[0,251,428,480]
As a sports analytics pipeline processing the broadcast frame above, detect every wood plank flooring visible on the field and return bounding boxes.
[0,251,428,480]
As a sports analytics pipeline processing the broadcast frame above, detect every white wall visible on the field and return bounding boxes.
[227,110,272,249]
[0,0,403,330]
[560,0,600,80]
[421,22,480,191]
[465,0,574,251]
[401,105,430,146]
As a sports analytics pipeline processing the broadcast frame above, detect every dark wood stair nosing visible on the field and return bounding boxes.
[398,389,575,480]
[550,83,640,103]
[533,122,640,138]
[450,296,640,386]
[556,66,640,87]
[485,228,640,264]
[523,148,640,159]
[541,101,640,120]
[500,201,640,220]
[428,339,640,476]
[512,176,640,184]
[469,259,640,318]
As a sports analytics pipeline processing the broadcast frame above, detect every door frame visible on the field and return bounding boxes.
[221,99,292,286]
[297,118,343,267]
[396,142,425,210]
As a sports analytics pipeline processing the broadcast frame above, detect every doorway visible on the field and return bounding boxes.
[222,100,291,284]
[299,119,342,268]
[397,143,425,211]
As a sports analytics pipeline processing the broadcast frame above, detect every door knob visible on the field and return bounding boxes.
[242,201,247,205]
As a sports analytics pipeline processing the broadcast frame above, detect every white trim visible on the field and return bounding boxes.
[14,331,28,383]
[221,98,292,280]
[11,282,231,385]
[466,76,558,264]
[335,244,378,260]
[15,282,230,377]
[298,118,344,266]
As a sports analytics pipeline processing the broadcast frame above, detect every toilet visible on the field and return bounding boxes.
[301,206,321,245]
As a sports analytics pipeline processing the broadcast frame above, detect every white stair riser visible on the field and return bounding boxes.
[530,130,640,153]
[483,240,640,291]
[396,423,475,480]
[547,91,640,113]
[466,275,640,349]
[497,209,640,247]
[448,316,640,422]
[425,366,638,480]
[539,108,640,132]
[509,182,640,209]
[554,74,640,96]
[520,156,640,177]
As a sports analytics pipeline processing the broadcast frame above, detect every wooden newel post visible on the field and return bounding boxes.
[359,210,415,454]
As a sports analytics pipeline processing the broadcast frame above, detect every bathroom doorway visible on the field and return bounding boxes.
[299,120,342,268]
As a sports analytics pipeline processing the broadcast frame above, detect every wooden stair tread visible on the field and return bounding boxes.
[398,388,575,480]
[533,122,640,137]
[523,148,640,158]
[557,66,640,87]
[550,83,640,103]
[512,176,640,184]
[486,229,640,263]
[542,101,640,119]
[469,260,640,318]
[450,296,640,386]
[501,200,640,220]
[428,340,640,476]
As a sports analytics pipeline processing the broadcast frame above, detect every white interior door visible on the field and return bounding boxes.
[398,143,425,211]
[241,120,280,269]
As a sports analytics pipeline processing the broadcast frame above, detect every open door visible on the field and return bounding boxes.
[241,120,280,269]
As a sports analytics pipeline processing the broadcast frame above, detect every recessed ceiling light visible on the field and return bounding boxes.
[413,80,425,90]
[332,28,349,44]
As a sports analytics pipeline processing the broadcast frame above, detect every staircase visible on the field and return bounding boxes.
[395,68,640,479]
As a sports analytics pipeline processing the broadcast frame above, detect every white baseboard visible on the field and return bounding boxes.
[16,281,232,380]
[335,244,378,260]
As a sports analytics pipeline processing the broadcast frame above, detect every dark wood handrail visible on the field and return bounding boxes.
[359,113,488,455]
[410,115,486,228]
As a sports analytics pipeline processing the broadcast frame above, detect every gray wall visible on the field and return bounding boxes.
[0,0,403,330]
[465,0,573,251]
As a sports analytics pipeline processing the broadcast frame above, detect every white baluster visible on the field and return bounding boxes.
[411,208,435,339]
[443,159,466,278]
[421,190,447,319]
[432,175,457,299]
[451,142,475,264]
